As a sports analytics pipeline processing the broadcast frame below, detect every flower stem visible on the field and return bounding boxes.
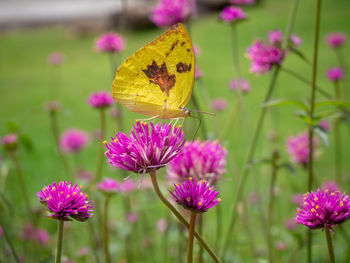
[197,215,203,263]
[95,108,106,182]
[0,217,20,263]
[122,195,132,263]
[324,225,335,263]
[103,195,111,263]
[149,170,221,263]
[306,1,322,262]
[334,82,342,183]
[221,65,280,258]
[187,212,197,263]
[55,220,64,263]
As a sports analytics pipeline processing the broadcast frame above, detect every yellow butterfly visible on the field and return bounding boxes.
[112,23,195,119]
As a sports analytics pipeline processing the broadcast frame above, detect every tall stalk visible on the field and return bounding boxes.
[187,212,197,263]
[149,170,221,263]
[333,81,342,183]
[103,195,111,263]
[324,226,335,263]
[95,108,106,182]
[55,220,64,263]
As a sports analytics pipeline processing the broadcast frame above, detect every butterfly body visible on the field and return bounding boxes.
[112,23,194,119]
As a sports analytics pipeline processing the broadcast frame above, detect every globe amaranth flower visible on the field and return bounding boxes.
[230,0,255,5]
[290,34,302,47]
[211,98,228,111]
[97,178,121,194]
[219,6,247,24]
[105,121,185,175]
[2,133,18,151]
[268,30,283,45]
[169,177,221,213]
[95,33,125,53]
[150,0,195,28]
[321,180,340,193]
[286,132,318,166]
[88,90,114,108]
[295,189,350,231]
[195,65,203,79]
[48,52,65,66]
[121,179,137,193]
[326,32,347,49]
[229,78,251,93]
[37,181,93,221]
[167,140,226,185]
[59,129,90,154]
[326,67,344,82]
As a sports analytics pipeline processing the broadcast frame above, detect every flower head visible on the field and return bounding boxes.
[95,33,125,53]
[230,0,255,5]
[195,65,203,79]
[229,78,251,93]
[88,91,114,108]
[167,140,226,185]
[285,218,297,231]
[326,67,344,82]
[211,98,228,111]
[48,52,65,66]
[219,6,247,24]
[150,0,194,27]
[321,180,340,193]
[37,181,93,221]
[59,129,90,154]
[295,189,350,231]
[319,120,331,132]
[157,218,168,233]
[246,40,285,75]
[37,228,50,245]
[268,30,283,45]
[127,212,139,224]
[292,193,304,206]
[97,178,121,194]
[169,177,221,213]
[105,121,185,174]
[2,133,18,151]
[286,132,318,166]
[290,34,302,47]
[326,32,347,49]
[193,45,200,57]
[121,179,137,193]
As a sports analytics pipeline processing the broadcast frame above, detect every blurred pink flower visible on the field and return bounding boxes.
[193,45,200,57]
[48,52,65,66]
[211,98,228,111]
[286,132,318,166]
[95,33,125,53]
[276,241,287,251]
[157,218,168,233]
[150,0,194,27]
[326,67,344,82]
[326,32,347,48]
[292,193,304,206]
[285,218,297,231]
[248,191,259,205]
[290,34,302,47]
[76,169,93,183]
[0,226,2,238]
[2,133,18,151]
[97,178,121,194]
[219,6,247,23]
[77,247,90,257]
[121,179,137,193]
[20,223,35,241]
[88,91,114,108]
[59,129,90,154]
[195,65,203,79]
[268,30,283,45]
[37,229,50,245]
[319,120,331,132]
[229,78,251,93]
[230,0,255,5]
[110,107,120,118]
[127,212,139,224]
[321,180,340,193]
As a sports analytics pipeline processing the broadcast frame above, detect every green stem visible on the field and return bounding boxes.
[306,1,322,262]
[0,217,20,263]
[197,215,203,263]
[122,195,132,263]
[149,170,221,263]
[103,195,111,263]
[95,108,106,182]
[334,82,342,183]
[324,226,335,263]
[55,220,64,263]
[221,65,280,258]
[187,212,197,263]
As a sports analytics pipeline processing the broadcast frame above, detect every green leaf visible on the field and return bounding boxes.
[314,127,329,147]
[262,99,309,111]
[6,121,18,133]
[18,134,34,152]
[315,100,350,108]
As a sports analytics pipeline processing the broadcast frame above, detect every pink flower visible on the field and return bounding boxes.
[0,226,2,238]
[286,132,318,166]
[127,212,139,224]
[246,40,285,75]
[321,180,340,193]
[88,91,114,108]
[97,178,121,194]
[76,169,93,183]
[290,34,302,47]
[230,0,255,5]
[157,218,168,233]
[319,120,331,132]
[276,241,287,251]
[37,229,50,245]
[229,78,251,93]
[195,65,203,79]
[193,45,200,57]
[59,129,90,154]
[211,98,228,111]
[292,193,304,206]
[326,67,344,82]
[150,0,194,27]
[2,133,18,151]
[268,30,283,45]
[95,33,125,53]
[77,247,89,257]
[121,179,137,193]
[48,52,65,66]
[20,223,35,241]
[248,191,259,205]
[219,6,247,24]
[110,107,120,118]
[326,32,347,48]
[285,218,297,231]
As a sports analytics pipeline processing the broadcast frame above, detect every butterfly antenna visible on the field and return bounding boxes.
[189,115,202,140]
[190,109,216,116]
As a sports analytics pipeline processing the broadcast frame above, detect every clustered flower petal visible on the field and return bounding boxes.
[37,181,93,221]
[219,6,247,24]
[229,78,251,93]
[150,0,194,28]
[2,133,18,151]
[95,33,125,53]
[88,91,114,108]
[105,121,185,174]
[59,129,90,154]
[321,180,340,193]
[169,177,221,213]
[326,32,347,49]
[268,30,283,45]
[290,34,302,47]
[286,132,318,166]
[48,52,65,66]
[326,67,344,82]
[295,189,350,231]
[97,178,121,194]
[211,98,228,111]
[167,140,226,185]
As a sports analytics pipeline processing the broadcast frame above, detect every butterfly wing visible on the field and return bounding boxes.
[112,23,195,119]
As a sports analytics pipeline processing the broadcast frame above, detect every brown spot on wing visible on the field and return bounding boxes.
[170,40,179,51]
[142,61,176,96]
[176,62,192,73]
[181,41,185,46]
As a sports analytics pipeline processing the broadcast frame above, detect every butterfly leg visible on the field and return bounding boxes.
[135,115,160,122]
